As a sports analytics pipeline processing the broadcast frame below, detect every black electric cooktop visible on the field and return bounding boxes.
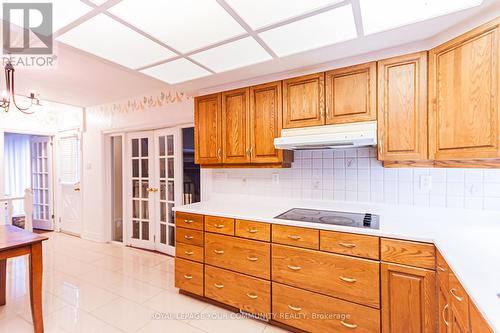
[275,208,380,229]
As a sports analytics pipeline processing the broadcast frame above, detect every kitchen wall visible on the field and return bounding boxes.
[202,147,500,211]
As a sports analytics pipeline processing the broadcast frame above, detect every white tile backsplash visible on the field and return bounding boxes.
[203,148,500,211]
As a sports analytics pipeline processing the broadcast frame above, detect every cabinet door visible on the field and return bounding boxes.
[249,81,283,163]
[381,263,436,333]
[283,73,325,128]
[378,52,428,161]
[222,88,251,164]
[429,18,499,160]
[325,62,377,124]
[194,93,222,164]
[469,302,493,333]
[439,283,451,333]
[450,308,468,333]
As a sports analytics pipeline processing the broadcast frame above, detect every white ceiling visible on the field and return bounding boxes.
[2,0,500,106]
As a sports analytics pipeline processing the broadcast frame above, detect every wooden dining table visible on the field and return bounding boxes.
[0,225,48,333]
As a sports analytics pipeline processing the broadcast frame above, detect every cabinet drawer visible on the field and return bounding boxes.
[176,228,204,247]
[205,265,270,317]
[235,220,270,242]
[381,238,435,269]
[205,216,235,235]
[272,282,380,333]
[272,244,380,308]
[175,258,204,296]
[449,271,470,329]
[175,212,204,231]
[205,233,270,279]
[320,231,379,259]
[436,250,450,290]
[176,242,204,263]
[272,225,319,250]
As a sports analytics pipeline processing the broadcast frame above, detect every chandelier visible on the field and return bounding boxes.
[1,61,40,114]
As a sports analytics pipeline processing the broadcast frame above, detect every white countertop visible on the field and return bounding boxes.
[174,195,500,332]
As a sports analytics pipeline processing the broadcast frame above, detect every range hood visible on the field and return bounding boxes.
[274,121,377,150]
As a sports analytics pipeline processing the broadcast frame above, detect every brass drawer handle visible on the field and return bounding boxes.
[184,251,194,256]
[437,266,446,272]
[247,228,258,234]
[214,283,224,289]
[184,219,194,224]
[214,249,225,255]
[338,242,357,248]
[288,305,302,312]
[339,276,357,283]
[184,235,194,240]
[450,288,463,302]
[247,256,259,262]
[442,304,449,327]
[340,320,358,329]
[214,224,225,229]
[287,235,301,240]
[246,293,258,299]
[183,274,193,280]
[287,265,302,271]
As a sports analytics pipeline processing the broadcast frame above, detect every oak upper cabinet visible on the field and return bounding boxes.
[249,81,283,163]
[283,73,325,129]
[195,93,222,165]
[221,87,251,164]
[325,62,377,124]
[381,263,436,333]
[429,18,500,160]
[378,52,428,161]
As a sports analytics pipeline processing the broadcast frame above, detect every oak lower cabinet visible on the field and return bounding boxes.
[429,17,500,161]
[381,263,436,333]
[377,52,428,161]
[439,283,451,333]
[272,282,380,333]
[194,93,222,165]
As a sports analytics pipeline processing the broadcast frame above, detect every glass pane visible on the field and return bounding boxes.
[39,175,43,189]
[142,201,149,220]
[141,181,149,198]
[44,206,49,220]
[132,200,140,219]
[168,203,174,224]
[167,158,174,178]
[44,175,48,188]
[167,135,174,155]
[160,181,166,200]
[142,222,149,240]
[141,159,148,178]
[160,203,166,222]
[168,226,175,246]
[160,224,166,244]
[43,158,48,173]
[159,136,165,156]
[132,180,140,198]
[132,220,140,239]
[132,160,139,178]
[141,138,148,157]
[159,158,166,179]
[132,139,139,157]
[168,181,174,201]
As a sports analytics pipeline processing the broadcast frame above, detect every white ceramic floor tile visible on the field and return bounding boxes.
[189,305,267,333]
[137,318,206,333]
[45,305,124,333]
[143,290,209,321]
[91,298,154,333]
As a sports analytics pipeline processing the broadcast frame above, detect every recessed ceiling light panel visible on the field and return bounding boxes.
[226,0,343,29]
[57,14,176,69]
[140,58,211,84]
[259,4,357,57]
[360,0,484,35]
[190,37,272,73]
[109,0,246,53]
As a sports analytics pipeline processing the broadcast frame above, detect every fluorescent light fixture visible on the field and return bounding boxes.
[226,0,343,29]
[57,14,176,69]
[190,37,272,73]
[140,58,211,84]
[1,0,93,32]
[360,0,484,35]
[259,4,357,57]
[109,0,246,53]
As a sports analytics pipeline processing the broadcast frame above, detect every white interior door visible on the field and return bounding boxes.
[30,136,54,230]
[127,132,155,250]
[58,134,82,235]
[154,128,182,255]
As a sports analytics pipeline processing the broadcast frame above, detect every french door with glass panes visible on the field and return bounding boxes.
[31,136,54,230]
[127,129,180,254]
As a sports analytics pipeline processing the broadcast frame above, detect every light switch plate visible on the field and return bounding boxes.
[419,175,432,192]
[272,173,279,184]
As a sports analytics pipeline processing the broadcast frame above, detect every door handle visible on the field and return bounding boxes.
[74,188,81,192]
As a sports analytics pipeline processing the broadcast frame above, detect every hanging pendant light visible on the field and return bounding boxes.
[1,60,41,114]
